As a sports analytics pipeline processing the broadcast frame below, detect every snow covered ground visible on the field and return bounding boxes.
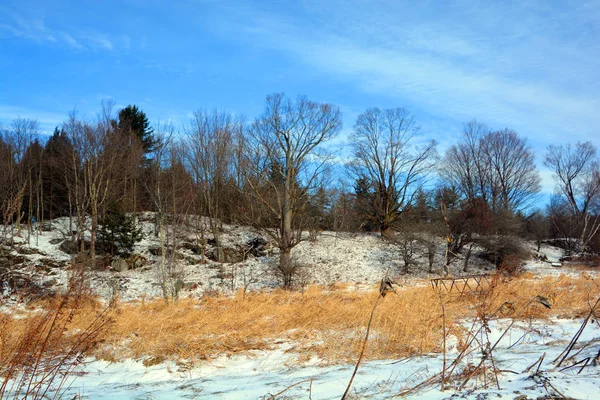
[37,318,598,399]
[2,215,498,301]
[2,216,600,399]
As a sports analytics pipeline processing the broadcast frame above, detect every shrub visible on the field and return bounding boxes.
[478,235,529,275]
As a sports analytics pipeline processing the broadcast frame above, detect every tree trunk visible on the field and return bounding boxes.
[211,217,224,262]
[463,243,473,273]
[90,206,97,261]
[279,246,292,288]
[381,224,394,239]
[160,216,169,301]
[428,243,435,273]
[280,203,294,288]
[200,221,206,265]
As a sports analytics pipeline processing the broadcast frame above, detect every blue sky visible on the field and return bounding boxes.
[1,0,599,194]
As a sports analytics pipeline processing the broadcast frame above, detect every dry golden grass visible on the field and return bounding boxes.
[0,281,111,398]
[2,273,599,366]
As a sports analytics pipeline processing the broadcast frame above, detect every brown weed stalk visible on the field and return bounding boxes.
[0,269,113,400]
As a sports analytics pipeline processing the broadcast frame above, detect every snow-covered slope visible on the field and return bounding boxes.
[2,214,596,302]
[2,215,499,301]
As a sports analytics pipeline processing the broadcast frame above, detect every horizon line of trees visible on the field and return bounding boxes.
[1,94,599,284]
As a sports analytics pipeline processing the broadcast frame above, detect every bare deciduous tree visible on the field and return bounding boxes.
[525,210,548,253]
[186,110,238,262]
[245,93,342,288]
[349,107,437,238]
[0,118,39,237]
[395,227,419,274]
[65,102,123,261]
[442,120,540,213]
[545,141,600,252]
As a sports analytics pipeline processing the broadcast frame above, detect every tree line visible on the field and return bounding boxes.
[1,93,599,281]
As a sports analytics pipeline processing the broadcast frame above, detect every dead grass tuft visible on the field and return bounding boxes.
[0,271,113,399]
[2,274,599,366]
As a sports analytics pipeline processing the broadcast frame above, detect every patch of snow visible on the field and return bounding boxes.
[31,318,599,399]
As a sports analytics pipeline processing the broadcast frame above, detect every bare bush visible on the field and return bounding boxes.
[271,257,311,289]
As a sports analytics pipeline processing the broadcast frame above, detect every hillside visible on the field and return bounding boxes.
[2,213,503,302]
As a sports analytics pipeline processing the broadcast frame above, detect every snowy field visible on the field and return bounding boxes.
[2,216,600,399]
[46,319,600,399]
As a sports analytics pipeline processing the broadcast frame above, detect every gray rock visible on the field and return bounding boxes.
[60,240,84,255]
[183,281,198,290]
[180,242,202,255]
[206,246,246,263]
[43,279,58,287]
[148,246,162,256]
[111,257,129,272]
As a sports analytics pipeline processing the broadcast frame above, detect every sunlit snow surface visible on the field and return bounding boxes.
[52,319,599,399]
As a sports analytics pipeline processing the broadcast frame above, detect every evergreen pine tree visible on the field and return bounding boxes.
[42,128,75,218]
[98,210,144,256]
[117,105,156,155]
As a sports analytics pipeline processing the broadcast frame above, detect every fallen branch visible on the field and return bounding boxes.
[268,378,313,400]
[524,352,546,374]
[341,277,396,400]
[554,297,600,367]
[341,294,381,400]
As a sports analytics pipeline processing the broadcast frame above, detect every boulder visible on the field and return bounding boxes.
[207,246,245,263]
[60,240,84,255]
[246,237,268,257]
[43,279,58,287]
[148,246,162,256]
[127,254,148,269]
[111,257,129,272]
[180,242,202,255]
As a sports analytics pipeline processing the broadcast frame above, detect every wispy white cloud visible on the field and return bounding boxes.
[204,0,600,147]
[59,32,84,49]
[538,168,557,195]
[88,35,114,51]
[0,105,66,134]
[0,11,119,51]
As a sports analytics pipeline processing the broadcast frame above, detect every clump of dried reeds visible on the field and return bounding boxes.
[400,273,600,396]
[3,273,597,371]
[0,268,113,399]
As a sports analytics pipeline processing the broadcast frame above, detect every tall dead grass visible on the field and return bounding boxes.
[2,274,599,366]
[0,271,113,399]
